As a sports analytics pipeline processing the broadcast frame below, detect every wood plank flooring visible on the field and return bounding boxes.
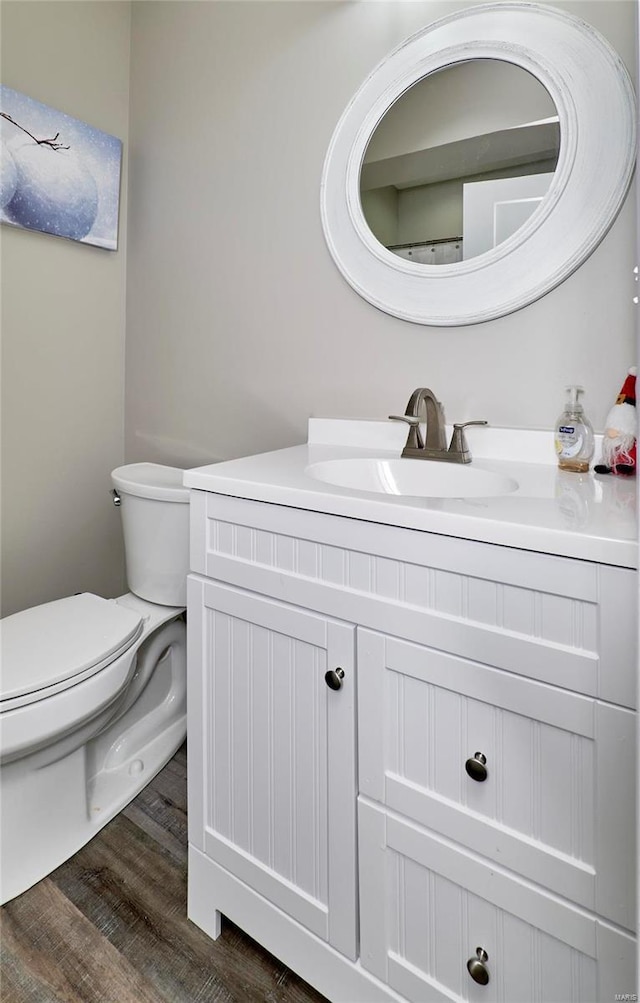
[0,744,329,1003]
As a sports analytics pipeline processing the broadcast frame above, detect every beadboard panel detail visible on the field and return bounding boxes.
[357,629,636,931]
[358,800,635,1003]
[190,492,636,707]
[187,575,357,960]
[188,846,408,1003]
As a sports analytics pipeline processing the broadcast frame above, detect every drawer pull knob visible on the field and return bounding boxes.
[465,751,488,782]
[467,947,490,985]
[325,667,345,691]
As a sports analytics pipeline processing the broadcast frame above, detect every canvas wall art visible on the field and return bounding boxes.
[0,86,122,250]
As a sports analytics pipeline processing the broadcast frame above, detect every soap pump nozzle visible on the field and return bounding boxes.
[565,385,585,415]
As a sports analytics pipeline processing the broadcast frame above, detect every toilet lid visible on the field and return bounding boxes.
[0,593,144,704]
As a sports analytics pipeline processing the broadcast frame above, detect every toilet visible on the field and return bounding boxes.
[0,463,190,905]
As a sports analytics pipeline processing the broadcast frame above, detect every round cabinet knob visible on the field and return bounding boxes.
[467,947,490,986]
[324,667,345,691]
[465,751,488,782]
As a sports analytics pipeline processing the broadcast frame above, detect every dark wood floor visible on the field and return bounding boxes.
[0,743,328,1003]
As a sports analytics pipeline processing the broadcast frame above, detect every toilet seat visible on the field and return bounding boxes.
[0,593,143,712]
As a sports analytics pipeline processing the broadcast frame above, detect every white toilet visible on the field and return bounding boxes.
[0,463,190,905]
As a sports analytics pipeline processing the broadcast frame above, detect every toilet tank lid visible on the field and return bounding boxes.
[0,594,143,703]
[111,463,189,502]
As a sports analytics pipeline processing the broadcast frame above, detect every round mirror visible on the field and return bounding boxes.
[320,3,636,326]
[360,60,560,265]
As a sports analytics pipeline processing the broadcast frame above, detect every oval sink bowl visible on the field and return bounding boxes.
[306,458,519,498]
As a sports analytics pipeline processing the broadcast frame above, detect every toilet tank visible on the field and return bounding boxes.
[111,463,190,606]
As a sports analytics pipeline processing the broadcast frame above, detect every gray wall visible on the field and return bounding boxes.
[125,0,638,472]
[1,1,131,616]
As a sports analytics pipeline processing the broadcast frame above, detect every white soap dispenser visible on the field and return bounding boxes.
[554,385,595,472]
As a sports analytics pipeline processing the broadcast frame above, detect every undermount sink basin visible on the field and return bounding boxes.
[306,457,519,499]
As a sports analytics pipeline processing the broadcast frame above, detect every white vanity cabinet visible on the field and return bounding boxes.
[186,489,637,1003]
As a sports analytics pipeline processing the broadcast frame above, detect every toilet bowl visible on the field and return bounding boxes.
[0,463,191,905]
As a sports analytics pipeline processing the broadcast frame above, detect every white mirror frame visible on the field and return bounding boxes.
[320,2,637,327]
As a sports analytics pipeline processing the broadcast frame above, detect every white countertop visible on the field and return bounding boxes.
[184,419,638,569]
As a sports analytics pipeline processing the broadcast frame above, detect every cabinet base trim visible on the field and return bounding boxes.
[188,845,406,1003]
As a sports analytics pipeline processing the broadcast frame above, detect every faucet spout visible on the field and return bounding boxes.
[404,388,447,452]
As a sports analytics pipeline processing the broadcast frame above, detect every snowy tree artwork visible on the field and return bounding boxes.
[0,87,122,250]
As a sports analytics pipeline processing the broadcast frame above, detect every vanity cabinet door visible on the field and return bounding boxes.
[359,800,635,1003]
[187,576,357,960]
[358,629,635,932]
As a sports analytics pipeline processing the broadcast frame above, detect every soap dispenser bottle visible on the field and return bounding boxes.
[554,385,595,472]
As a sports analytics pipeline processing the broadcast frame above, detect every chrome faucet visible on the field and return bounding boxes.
[390,388,487,463]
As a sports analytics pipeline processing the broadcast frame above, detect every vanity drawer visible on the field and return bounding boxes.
[190,491,637,709]
[358,800,635,1003]
[358,629,636,931]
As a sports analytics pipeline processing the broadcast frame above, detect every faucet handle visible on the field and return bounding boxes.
[453,419,489,431]
[388,414,420,425]
[449,420,488,462]
[388,414,423,449]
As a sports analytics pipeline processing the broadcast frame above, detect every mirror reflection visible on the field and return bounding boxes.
[360,60,560,264]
